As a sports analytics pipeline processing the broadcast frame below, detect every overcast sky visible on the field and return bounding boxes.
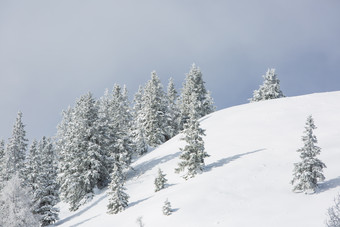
[1,0,340,142]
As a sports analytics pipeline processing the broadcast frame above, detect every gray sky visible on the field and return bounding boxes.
[1,0,340,142]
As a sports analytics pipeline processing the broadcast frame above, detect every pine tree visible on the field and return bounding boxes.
[1,112,28,184]
[139,71,171,147]
[162,199,172,216]
[178,64,215,130]
[167,77,180,137]
[132,86,148,156]
[326,194,340,227]
[0,140,5,182]
[98,84,134,169]
[291,115,326,193]
[57,92,107,211]
[175,94,209,180]
[250,68,285,102]
[107,160,129,214]
[34,137,59,226]
[154,168,167,192]
[0,174,40,227]
[25,139,40,190]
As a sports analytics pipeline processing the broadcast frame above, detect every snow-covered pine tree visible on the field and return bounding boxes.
[162,198,172,216]
[57,92,107,211]
[132,86,148,156]
[98,84,134,170]
[291,115,326,193]
[0,174,40,227]
[107,160,129,214]
[167,77,180,138]
[0,112,28,184]
[178,64,215,130]
[175,93,209,180]
[154,168,167,192]
[326,194,340,227]
[25,139,40,191]
[33,137,59,226]
[250,68,285,102]
[139,71,171,147]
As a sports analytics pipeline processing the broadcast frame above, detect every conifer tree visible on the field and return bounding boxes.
[132,86,148,156]
[0,174,40,227]
[139,71,171,147]
[57,92,107,211]
[1,112,28,183]
[0,140,5,182]
[167,77,180,137]
[162,199,172,216]
[154,168,167,192]
[107,160,129,214]
[179,64,215,130]
[291,115,326,193]
[250,68,285,102]
[34,137,59,226]
[175,94,209,180]
[326,193,340,227]
[25,139,40,191]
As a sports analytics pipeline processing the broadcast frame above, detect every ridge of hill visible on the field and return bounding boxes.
[56,91,340,227]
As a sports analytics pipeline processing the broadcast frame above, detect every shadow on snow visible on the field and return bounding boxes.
[318,176,340,193]
[205,149,266,172]
[127,152,181,179]
[55,194,106,226]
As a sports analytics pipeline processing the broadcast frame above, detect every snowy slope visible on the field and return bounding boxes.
[55,91,340,227]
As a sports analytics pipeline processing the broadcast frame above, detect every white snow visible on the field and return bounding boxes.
[55,91,340,227]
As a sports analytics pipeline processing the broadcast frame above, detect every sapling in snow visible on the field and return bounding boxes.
[154,168,167,192]
[162,198,172,216]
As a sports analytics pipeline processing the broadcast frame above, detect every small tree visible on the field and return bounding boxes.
[107,161,129,214]
[162,199,172,216]
[291,115,326,193]
[326,194,340,227]
[154,168,167,192]
[136,216,145,227]
[250,68,284,102]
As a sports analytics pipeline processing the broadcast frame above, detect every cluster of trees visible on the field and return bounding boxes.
[0,113,59,226]
[55,63,215,214]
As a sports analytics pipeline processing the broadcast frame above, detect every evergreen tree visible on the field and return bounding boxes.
[175,94,209,180]
[326,194,340,227]
[250,68,285,102]
[132,86,148,156]
[167,77,180,137]
[178,64,215,130]
[25,139,40,191]
[1,112,28,183]
[34,137,59,226]
[162,199,172,216]
[107,160,129,214]
[291,115,326,193]
[98,84,134,170]
[57,92,107,211]
[139,71,171,147]
[0,174,40,227]
[154,168,167,192]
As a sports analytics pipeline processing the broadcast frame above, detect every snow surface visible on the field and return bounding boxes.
[55,91,340,227]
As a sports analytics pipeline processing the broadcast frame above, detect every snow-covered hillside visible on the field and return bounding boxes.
[55,91,340,227]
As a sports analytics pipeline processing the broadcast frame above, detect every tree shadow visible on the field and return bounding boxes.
[55,194,106,226]
[127,152,181,179]
[205,149,266,172]
[69,214,101,227]
[129,196,152,209]
[318,176,340,193]
[172,208,180,213]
